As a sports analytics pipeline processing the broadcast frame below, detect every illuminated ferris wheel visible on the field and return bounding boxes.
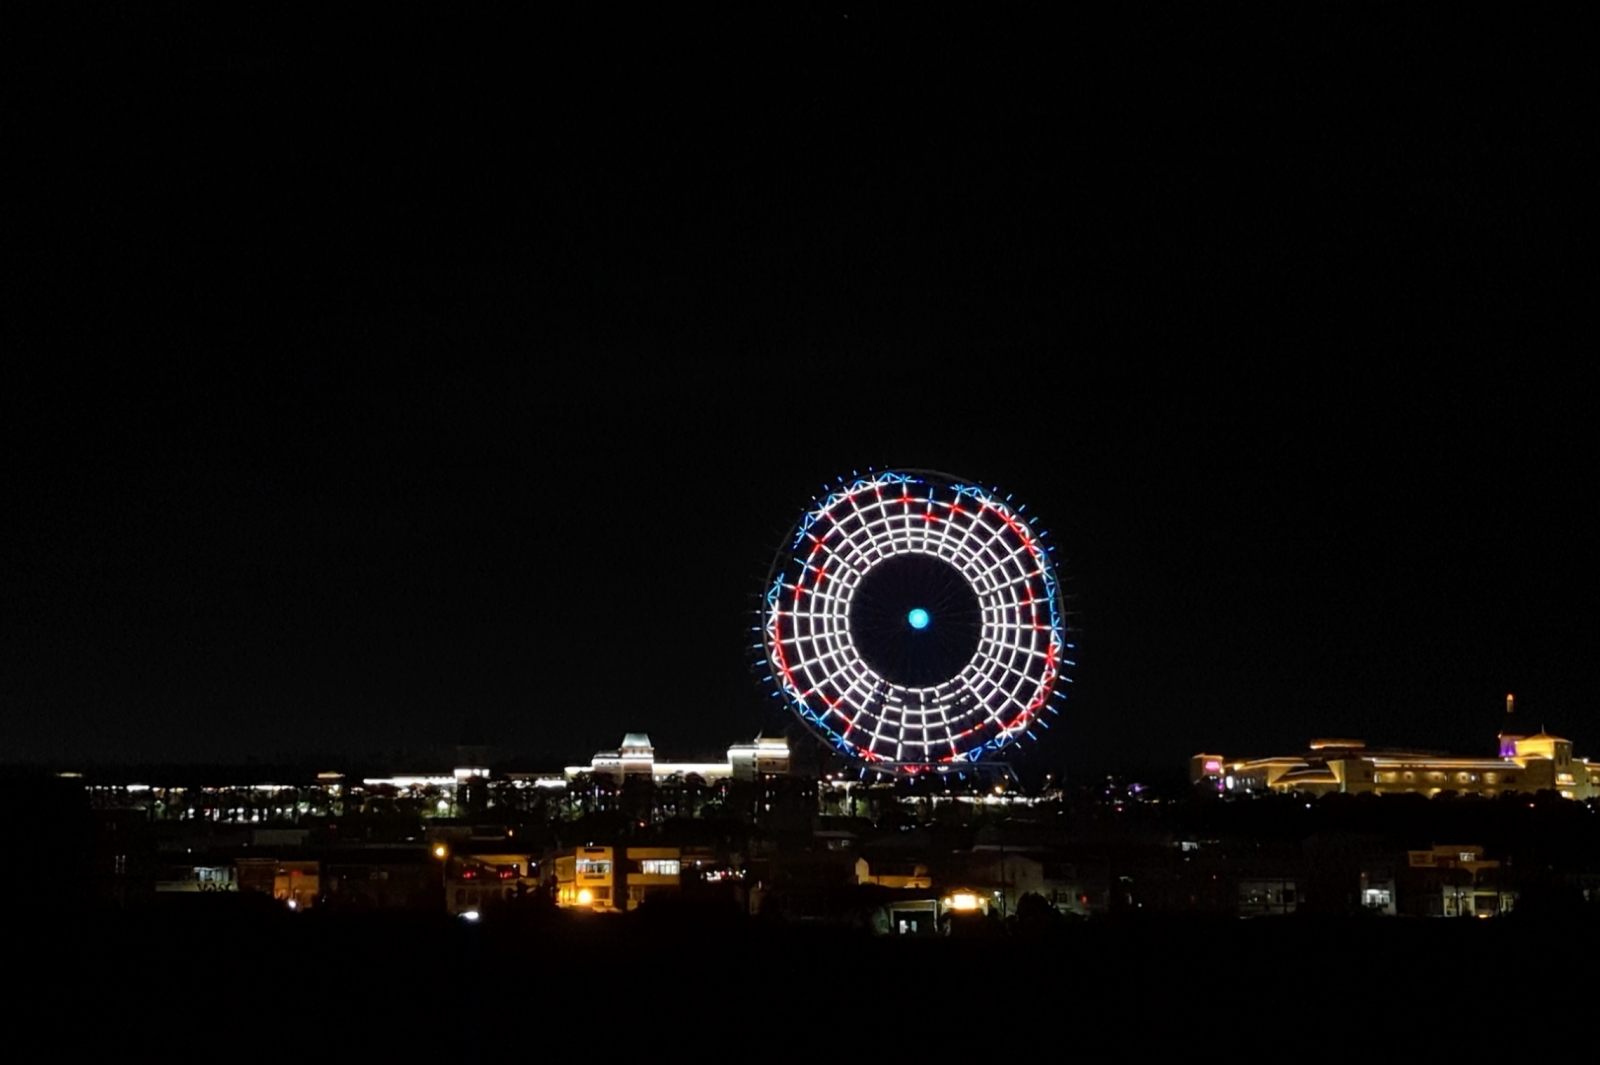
[760,470,1071,774]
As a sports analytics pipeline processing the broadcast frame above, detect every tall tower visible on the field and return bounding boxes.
[1496,693,1523,758]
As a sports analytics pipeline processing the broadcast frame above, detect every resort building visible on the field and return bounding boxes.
[558,733,791,785]
[1193,699,1598,800]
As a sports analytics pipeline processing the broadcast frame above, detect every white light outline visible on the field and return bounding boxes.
[767,473,1062,764]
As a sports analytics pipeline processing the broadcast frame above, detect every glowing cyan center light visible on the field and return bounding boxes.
[907,608,931,630]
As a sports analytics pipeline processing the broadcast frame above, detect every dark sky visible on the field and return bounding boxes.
[6,9,1595,776]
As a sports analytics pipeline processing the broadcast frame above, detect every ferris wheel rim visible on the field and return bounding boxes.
[759,469,1070,773]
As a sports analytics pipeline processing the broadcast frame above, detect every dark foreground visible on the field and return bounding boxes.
[50,899,1595,1032]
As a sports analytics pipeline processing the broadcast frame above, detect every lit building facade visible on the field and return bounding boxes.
[621,847,683,910]
[1403,845,1515,918]
[1193,728,1599,800]
[551,845,616,909]
[962,848,1106,917]
[556,733,790,785]
[435,844,534,916]
[548,844,686,911]
[236,858,320,910]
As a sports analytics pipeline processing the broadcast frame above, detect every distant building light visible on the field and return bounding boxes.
[949,892,979,911]
[363,775,456,789]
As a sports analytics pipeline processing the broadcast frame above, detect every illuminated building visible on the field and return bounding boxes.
[963,848,1106,917]
[154,862,238,895]
[88,779,341,824]
[869,896,941,935]
[943,890,988,915]
[556,733,790,785]
[1190,754,1226,785]
[1237,874,1297,916]
[856,860,933,891]
[443,851,532,916]
[236,858,319,910]
[1402,845,1515,917]
[1193,702,1599,799]
[550,845,614,908]
[549,844,685,911]
[621,847,683,910]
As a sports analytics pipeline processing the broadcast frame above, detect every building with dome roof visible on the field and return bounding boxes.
[561,732,791,784]
[1192,698,1599,799]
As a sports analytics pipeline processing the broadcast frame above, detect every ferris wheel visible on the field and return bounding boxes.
[760,470,1071,773]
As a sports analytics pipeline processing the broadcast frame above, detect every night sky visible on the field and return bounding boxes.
[7,10,1594,776]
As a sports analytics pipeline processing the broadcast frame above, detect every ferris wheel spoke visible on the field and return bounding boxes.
[967,652,1027,709]
[838,492,889,569]
[834,493,899,570]
[967,536,1032,596]
[974,550,1044,597]
[970,648,1044,714]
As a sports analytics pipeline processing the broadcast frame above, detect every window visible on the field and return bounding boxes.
[639,859,680,876]
[576,860,611,876]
